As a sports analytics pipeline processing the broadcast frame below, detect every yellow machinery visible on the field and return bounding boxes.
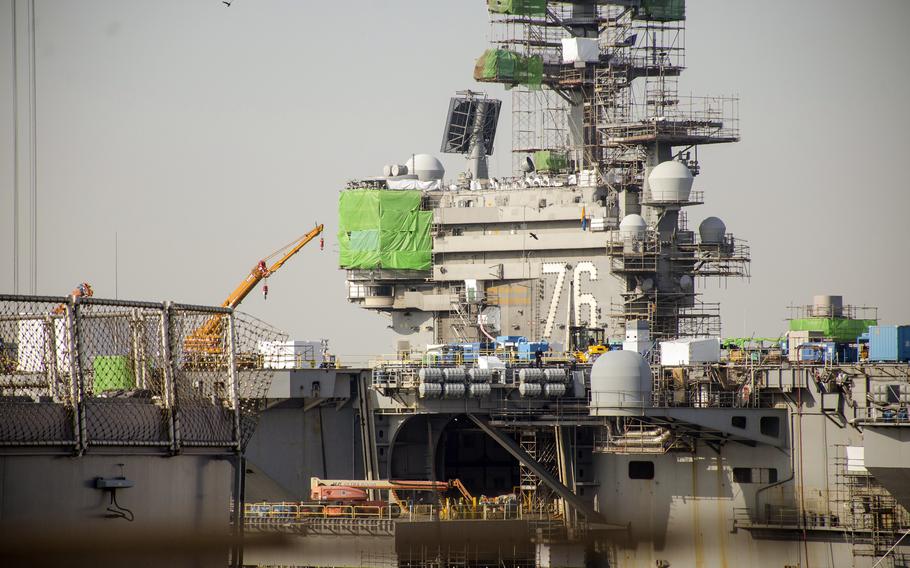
[185,224,324,353]
[570,325,607,363]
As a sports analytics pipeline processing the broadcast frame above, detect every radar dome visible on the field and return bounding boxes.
[648,161,693,202]
[679,275,693,290]
[619,214,647,239]
[698,216,726,244]
[405,154,445,182]
[589,350,652,415]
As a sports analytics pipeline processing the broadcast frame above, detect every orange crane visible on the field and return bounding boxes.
[309,477,475,507]
[185,224,324,353]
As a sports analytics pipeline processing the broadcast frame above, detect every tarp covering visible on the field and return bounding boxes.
[474,49,543,88]
[386,179,443,190]
[338,190,432,271]
[534,150,568,172]
[636,0,686,21]
[789,318,877,343]
[487,0,547,16]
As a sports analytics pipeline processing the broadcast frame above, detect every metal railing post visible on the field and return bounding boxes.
[159,302,180,453]
[226,310,242,452]
[64,297,86,453]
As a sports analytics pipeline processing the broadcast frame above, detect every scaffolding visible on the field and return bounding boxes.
[832,445,910,565]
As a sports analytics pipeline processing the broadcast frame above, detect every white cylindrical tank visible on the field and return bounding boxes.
[442,383,465,399]
[468,368,493,383]
[418,368,444,383]
[518,382,543,397]
[467,383,492,398]
[812,295,844,318]
[518,368,545,384]
[405,154,445,182]
[698,217,726,244]
[418,382,443,399]
[544,368,567,383]
[390,164,409,177]
[382,164,393,177]
[619,214,647,239]
[589,350,653,415]
[443,367,466,383]
[648,161,693,202]
[544,383,567,398]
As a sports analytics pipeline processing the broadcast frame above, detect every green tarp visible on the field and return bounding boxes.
[534,150,568,172]
[92,355,135,392]
[789,318,877,343]
[474,49,543,88]
[636,0,686,21]
[487,0,547,16]
[338,190,432,271]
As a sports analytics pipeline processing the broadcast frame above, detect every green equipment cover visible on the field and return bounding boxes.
[92,355,135,392]
[636,0,685,21]
[487,0,547,16]
[534,150,568,172]
[789,318,877,343]
[338,190,432,271]
[474,50,543,88]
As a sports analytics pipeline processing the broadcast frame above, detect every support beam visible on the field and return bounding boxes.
[466,414,614,525]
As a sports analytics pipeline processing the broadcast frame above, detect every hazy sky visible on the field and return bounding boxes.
[1,0,908,358]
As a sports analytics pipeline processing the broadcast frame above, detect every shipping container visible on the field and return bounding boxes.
[660,337,720,366]
[868,325,910,362]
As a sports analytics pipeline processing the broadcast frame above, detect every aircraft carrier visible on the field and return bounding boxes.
[241,2,910,567]
[2,2,907,568]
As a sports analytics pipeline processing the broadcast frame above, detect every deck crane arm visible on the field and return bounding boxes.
[186,224,324,351]
[219,223,324,311]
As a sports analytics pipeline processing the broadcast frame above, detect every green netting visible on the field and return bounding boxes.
[474,50,543,88]
[789,318,877,342]
[338,190,431,271]
[534,150,568,172]
[636,0,686,21]
[487,0,546,16]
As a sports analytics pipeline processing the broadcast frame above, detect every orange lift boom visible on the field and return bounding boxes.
[185,224,324,353]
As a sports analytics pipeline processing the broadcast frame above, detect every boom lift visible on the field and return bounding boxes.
[185,224,324,353]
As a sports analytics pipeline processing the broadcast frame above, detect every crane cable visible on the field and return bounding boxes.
[261,225,321,264]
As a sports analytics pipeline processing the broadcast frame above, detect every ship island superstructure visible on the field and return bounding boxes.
[239,2,910,568]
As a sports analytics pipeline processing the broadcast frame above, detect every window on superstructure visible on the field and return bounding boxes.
[733,467,778,484]
[760,416,780,438]
[628,461,654,480]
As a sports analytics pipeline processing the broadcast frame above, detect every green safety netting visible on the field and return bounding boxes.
[534,150,568,172]
[474,49,543,89]
[636,0,686,21]
[338,190,432,271]
[789,318,877,343]
[487,0,547,17]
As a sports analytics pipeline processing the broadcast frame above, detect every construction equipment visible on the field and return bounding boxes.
[569,325,607,363]
[52,282,93,315]
[185,224,324,354]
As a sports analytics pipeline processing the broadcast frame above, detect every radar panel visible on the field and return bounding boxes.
[441,94,502,155]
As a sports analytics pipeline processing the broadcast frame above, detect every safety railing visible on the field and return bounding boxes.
[0,295,284,451]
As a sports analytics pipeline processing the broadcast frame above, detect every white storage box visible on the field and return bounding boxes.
[561,38,600,64]
[660,337,721,366]
[258,340,323,369]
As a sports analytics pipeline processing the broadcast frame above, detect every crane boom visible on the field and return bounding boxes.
[185,224,324,353]
[221,223,324,310]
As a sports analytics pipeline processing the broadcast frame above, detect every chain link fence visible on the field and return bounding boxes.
[0,295,285,452]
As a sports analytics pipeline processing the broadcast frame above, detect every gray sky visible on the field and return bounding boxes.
[1,0,908,358]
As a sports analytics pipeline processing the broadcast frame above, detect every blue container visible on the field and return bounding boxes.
[869,325,910,362]
[798,342,836,362]
[837,344,858,364]
[496,336,526,348]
